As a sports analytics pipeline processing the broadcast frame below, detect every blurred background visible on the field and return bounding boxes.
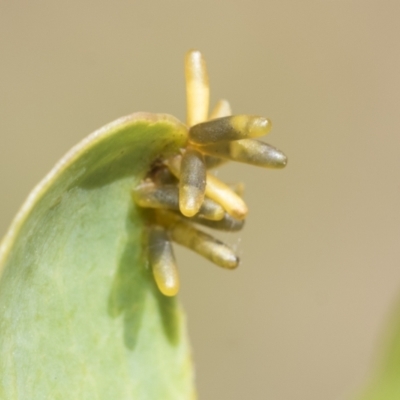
[1,1,399,399]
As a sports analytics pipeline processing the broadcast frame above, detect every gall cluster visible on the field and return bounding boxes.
[132,50,287,296]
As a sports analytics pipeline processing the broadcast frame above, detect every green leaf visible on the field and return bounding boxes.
[356,301,400,400]
[0,112,196,400]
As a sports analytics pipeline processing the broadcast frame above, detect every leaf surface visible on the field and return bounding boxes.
[355,299,400,400]
[0,112,195,400]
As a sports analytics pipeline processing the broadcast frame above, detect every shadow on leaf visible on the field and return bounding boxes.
[108,206,180,350]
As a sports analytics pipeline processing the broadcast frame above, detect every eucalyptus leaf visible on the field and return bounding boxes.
[0,112,196,400]
[356,301,400,400]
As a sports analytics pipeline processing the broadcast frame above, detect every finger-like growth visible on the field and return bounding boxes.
[169,218,239,269]
[206,173,248,220]
[230,139,287,168]
[166,154,248,219]
[185,50,209,127]
[133,182,178,210]
[133,182,224,221]
[198,139,287,169]
[148,226,180,297]
[179,148,207,217]
[189,115,272,145]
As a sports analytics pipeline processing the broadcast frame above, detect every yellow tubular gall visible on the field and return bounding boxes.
[195,139,287,169]
[205,173,248,220]
[132,182,179,210]
[230,139,287,168]
[133,182,223,221]
[165,153,246,219]
[185,50,209,127]
[189,115,272,145]
[148,226,179,297]
[169,219,239,269]
[230,115,272,138]
[209,99,232,119]
[179,148,206,217]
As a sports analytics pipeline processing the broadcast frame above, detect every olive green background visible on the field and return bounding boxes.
[1,1,399,399]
